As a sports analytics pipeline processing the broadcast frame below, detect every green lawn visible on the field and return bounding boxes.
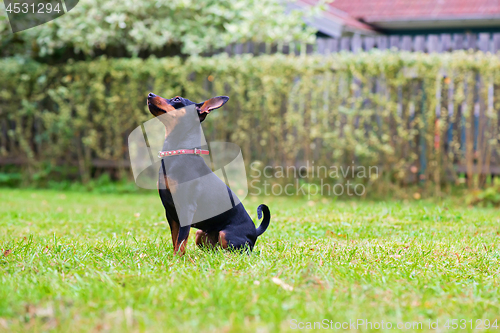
[0,189,499,332]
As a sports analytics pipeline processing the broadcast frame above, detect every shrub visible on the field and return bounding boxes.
[467,179,500,207]
[0,0,318,60]
[0,51,499,194]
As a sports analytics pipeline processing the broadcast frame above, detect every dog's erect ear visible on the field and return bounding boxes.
[195,96,229,121]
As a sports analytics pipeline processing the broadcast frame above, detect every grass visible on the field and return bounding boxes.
[0,189,499,332]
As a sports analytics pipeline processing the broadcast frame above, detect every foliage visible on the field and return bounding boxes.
[0,0,319,59]
[0,51,499,195]
[1,190,500,330]
[44,174,144,193]
[467,179,500,207]
[0,171,22,187]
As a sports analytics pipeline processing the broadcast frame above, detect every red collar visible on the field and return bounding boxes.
[158,148,209,158]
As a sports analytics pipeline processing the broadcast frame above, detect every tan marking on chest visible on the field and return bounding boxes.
[163,176,178,193]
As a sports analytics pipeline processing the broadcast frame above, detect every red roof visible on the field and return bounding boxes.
[298,0,377,34]
[329,0,500,22]
[323,6,376,31]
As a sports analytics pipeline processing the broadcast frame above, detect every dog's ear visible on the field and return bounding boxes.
[195,96,229,121]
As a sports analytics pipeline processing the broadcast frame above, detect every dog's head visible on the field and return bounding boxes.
[147,93,229,122]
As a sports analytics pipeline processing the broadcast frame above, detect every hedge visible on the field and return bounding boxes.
[0,52,499,193]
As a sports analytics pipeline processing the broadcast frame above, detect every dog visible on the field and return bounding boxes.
[147,92,271,255]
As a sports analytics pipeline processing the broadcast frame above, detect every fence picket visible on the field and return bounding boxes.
[317,38,327,54]
[478,33,490,52]
[414,36,425,52]
[389,36,400,50]
[428,35,440,53]
[377,36,388,50]
[453,34,464,50]
[401,36,412,51]
[222,33,499,56]
[352,35,362,53]
[493,33,500,53]
[441,34,452,52]
[340,37,350,51]
[364,37,375,51]
[466,33,477,50]
[234,43,243,55]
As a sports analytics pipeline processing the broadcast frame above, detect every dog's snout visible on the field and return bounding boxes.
[148,92,156,98]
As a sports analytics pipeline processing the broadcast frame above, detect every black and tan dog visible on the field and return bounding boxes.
[147,92,270,255]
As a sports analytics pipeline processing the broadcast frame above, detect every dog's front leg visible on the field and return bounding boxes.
[174,226,190,256]
[166,214,190,256]
[166,217,180,252]
[172,201,197,256]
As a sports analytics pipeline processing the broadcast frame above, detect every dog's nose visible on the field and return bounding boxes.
[148,92,156,98]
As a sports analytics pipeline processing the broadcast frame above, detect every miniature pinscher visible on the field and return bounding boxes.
[147,92,271,255]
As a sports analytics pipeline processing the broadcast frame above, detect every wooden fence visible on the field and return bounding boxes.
[218,32,500,56]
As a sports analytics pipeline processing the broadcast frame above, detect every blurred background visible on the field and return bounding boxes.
[0,0,499,203]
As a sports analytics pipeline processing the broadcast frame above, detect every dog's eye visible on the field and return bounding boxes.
[173,97,181,102]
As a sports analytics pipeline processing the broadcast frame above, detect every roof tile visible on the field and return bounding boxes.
[329,0,500,21]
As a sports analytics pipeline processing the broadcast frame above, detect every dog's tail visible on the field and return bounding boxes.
[256,204,271,237]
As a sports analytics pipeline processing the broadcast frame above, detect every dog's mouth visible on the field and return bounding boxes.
[147,96,175,116]
[147,101,165,114]
[147,100,160,111]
